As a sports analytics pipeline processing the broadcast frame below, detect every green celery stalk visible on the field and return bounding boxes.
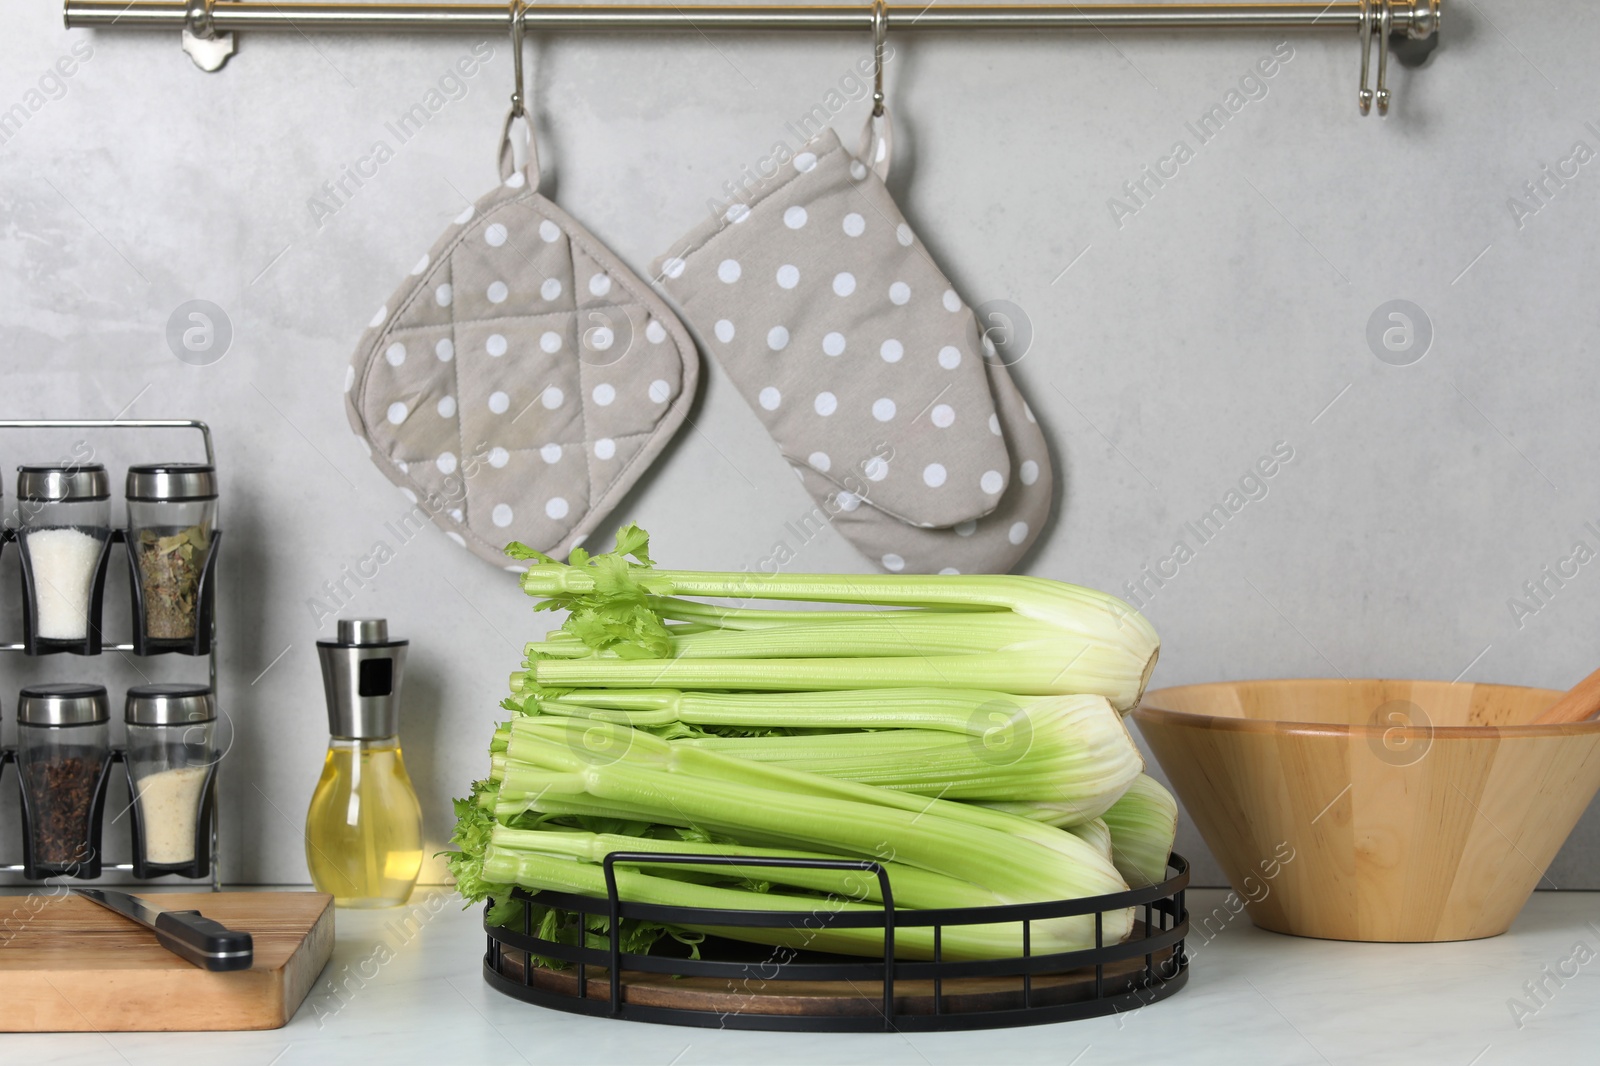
[481,846,1086,962]
[486,826,1007,909]
[513,686,1027,731]
[676,694,1143,810]
[490,718,1131,945]
[1102,774,1179,887]
[648,596,1005,630]
[515,644,1149,708]
[530,613,1048,661]
[1066,818,1113,859]
[510,528,1159,711]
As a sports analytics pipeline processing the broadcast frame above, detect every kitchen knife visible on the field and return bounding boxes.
[73,889,253,972]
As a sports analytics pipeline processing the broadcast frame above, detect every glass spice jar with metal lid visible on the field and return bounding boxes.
[16,683,112,879]
[125,463,219,654]
[15,463,114,652]
[125,683,218,875]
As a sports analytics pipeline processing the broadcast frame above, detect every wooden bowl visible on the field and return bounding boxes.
[1133,679,1600,942]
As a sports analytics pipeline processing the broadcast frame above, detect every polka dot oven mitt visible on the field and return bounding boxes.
[346,157,698,567]
[652,127,1052,574]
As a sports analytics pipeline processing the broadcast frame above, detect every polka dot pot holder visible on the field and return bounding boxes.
[652,120,1053,574]
[346,119,699,568]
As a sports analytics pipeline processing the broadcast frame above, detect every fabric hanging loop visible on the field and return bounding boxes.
[499,0,543,188]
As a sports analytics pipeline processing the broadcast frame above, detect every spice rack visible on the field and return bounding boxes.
[0,419,221,891]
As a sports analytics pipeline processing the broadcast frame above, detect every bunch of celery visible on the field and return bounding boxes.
[989,774,1180,887]
[448,524,1170,963]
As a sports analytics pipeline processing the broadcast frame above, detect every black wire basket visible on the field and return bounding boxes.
[483,851,1190,1031]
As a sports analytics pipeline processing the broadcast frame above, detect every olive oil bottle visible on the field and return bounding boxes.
[305,619,423,908]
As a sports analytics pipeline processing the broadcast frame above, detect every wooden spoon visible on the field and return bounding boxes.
[1531,664,1600,724]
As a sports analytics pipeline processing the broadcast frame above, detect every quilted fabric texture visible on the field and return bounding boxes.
[652,126,1052,574]
[346,168,698,568]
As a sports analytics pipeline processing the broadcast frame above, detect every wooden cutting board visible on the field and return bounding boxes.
[0,891,334,1032]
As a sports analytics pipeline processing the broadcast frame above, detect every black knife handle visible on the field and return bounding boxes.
[153,909,254,972]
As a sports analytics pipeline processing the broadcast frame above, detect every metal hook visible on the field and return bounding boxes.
[510,0,526,118]
[182,0,237,71]
[1357,0,1373,115]
[871,0,888,118]
[1376,0,1392,116]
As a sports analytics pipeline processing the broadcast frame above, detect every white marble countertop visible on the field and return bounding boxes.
[4,888,1598,1065]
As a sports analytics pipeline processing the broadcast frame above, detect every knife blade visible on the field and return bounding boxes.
[73,889,253,972]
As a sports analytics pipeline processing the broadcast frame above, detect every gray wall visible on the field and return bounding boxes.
[2,1,1598,890]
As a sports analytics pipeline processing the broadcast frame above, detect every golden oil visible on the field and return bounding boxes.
[305,737,423,908]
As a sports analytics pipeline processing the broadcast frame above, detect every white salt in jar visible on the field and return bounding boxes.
[125,683,216,871]
[16,464,112,647]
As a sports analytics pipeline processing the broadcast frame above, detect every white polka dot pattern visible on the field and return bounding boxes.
[648,127,1020,539]
[786,357,1052,574]
[349,174,700,568]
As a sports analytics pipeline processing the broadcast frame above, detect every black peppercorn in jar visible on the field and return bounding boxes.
[16,683,111,877]
[125,464,218,652]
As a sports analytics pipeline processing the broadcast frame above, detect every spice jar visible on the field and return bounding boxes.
[126,463,219,655]
[16,683,111,878]
[125,683,216,874]
[16,464,112,652]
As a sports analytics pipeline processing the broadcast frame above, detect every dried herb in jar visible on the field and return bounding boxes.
[136,524,209,640]
[23,755,103,867]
